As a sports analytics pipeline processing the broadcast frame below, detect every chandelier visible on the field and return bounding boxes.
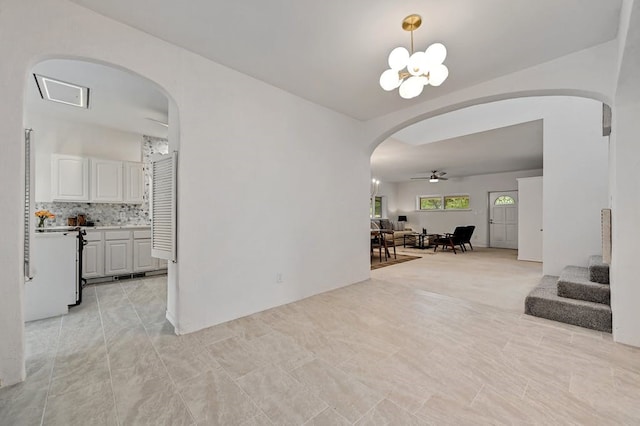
[379,14,449,99]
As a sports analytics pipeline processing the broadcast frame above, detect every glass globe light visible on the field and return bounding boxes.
[399,76,424,99]
[429,64,449,86]
[388,47,410,70]
[408,51,428,76]
[379,69,401,91]
[425,43,447,65]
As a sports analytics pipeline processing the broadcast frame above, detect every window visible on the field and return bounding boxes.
[370,196,382,218]
[445,195,470,210]
[417,194,470,211]
[494,195,515,205]
[419,196,442,210]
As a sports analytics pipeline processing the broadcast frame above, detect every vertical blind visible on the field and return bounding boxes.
[151,151,177,262]
[24,129,33,280]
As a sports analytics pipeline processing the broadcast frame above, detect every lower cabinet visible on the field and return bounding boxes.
[105,239,133,275]
[83,228,166,280]
[82,231,104,279]
[133,239,159,272]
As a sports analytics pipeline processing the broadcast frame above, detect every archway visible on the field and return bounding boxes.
[367,95,609,302]
[21,56,180,381]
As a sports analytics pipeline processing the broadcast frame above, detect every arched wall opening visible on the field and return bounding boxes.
[368,94,609,280]
[367,90,610,155]
[20,54,181,380]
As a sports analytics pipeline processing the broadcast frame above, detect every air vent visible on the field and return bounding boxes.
[34,74,89,108]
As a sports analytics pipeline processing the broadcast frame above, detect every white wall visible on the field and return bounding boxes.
[27,112,142,202]
[542,97,609,275]
[610,0,640,347]
[0,0,369,386]
[393,169,542,246]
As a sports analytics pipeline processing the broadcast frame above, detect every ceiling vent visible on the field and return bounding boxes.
[34,74,89,109]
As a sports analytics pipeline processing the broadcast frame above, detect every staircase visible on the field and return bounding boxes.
[525,256,612,332]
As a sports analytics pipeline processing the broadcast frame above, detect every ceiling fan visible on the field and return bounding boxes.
[411,170,448,182]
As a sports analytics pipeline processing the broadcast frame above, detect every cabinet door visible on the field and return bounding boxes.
[51,155,89,201]
[133,239,159,272]
[91,159,123,202]
[104,239,132,275]
[124,162,144,204]
[82,240,104,278]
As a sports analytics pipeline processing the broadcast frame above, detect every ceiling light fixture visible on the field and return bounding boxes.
[33,74,89,108]
[379,14,449,99]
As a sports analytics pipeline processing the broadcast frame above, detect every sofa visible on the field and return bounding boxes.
[371,219,415,246]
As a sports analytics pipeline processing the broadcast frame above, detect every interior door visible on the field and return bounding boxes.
[489,191,518,249]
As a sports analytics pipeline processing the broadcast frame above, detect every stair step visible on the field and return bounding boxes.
[557,266,610,304]
[588,255,609,284]
[525,276,612,333]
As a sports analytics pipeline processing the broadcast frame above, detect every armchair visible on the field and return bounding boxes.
[433,226,467,254]
[461,225,476,251]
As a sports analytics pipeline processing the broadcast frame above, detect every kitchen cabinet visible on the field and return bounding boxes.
[133,229,157,272]
[104,231,133,275]
[124,162,144,204]
[91,159,123,202]
[50,155,143,203]
[82,231,104,278]
[82,228,166,281]
[51,154,89,201]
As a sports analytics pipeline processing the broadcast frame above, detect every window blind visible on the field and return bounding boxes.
[151,152,177,261]
[24,129,33,280]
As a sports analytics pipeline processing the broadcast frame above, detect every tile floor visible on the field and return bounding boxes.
[2,250,640,425]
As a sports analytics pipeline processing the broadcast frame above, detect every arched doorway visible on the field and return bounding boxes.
[368,95,608,308]
[22,57,180,385]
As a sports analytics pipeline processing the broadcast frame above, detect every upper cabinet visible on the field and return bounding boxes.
[51,154,90,202]
[51,155,144,204]
[123,162,144,204]
[91,159,123,203]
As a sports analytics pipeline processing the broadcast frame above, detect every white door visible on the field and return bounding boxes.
[517,177,543,261]
[489,191,518,249]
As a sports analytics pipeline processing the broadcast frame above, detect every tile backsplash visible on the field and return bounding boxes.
[34,201,149,227]
[36,135,169,227]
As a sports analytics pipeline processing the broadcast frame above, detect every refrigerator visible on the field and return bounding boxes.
[24,231,78,322]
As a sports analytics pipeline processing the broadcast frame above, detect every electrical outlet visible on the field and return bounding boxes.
[276,273,283,283]
[119,212,126,220]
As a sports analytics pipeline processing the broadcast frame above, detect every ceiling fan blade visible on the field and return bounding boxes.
[410,177,430,180]
[438,172,447,177]
[439,177,449,180]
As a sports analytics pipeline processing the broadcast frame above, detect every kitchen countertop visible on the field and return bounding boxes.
[36,225,151,232]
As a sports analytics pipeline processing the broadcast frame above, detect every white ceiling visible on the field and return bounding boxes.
[27,59,169,138]
[70,0,622,120]
[371,120,543,182]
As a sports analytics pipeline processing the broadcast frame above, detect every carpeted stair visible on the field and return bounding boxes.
[588,255,610,284]
[524,257,611,332]
[557,266,610,304]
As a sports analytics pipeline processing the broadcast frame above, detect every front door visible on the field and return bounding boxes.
[489,191,518,249]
